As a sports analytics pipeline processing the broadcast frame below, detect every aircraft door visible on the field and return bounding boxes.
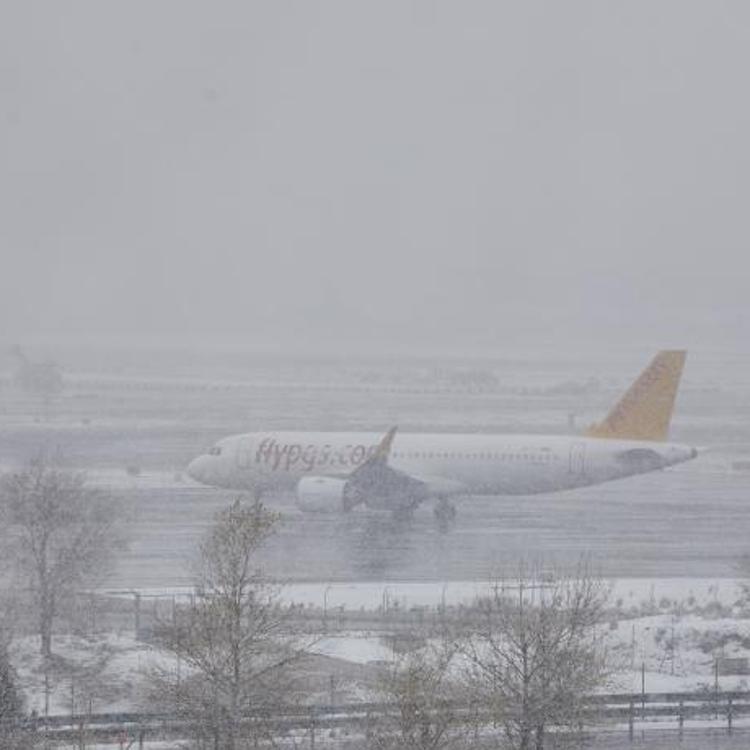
[236,438,254,469]
[568,442,586,476]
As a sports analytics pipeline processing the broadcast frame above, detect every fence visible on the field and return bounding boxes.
[21,690,750,748]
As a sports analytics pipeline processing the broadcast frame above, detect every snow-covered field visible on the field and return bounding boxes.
[11,578,750,717]
[10,632,171,715]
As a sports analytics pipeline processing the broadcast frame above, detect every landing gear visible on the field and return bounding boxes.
[434,499,457,523]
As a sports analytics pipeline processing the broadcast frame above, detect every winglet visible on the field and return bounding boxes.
[585,351,687,442]
[373,426,398,462]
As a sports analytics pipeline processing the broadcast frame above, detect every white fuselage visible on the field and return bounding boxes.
[187,431,697,498]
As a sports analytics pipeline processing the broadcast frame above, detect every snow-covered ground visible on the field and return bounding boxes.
[610,611,750,693]
[12,579,750,716]
[10,632,173,715]
[113,577,744,611]
[311,611,750,696]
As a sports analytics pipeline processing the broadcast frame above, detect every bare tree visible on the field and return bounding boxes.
[0,644,23,726]
[0,551,36,749]
[0,630,38,749]
[461,563,611,750]
[147,499,304,750]
[0,455,125,658]
[370,639,461,750]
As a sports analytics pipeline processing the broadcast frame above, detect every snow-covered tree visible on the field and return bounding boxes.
[0,645,23,721]
[147,499,304,750]
[0,644,36,749]
[0,455,125,657]
[370,639,461,750]
[462,564,611,750]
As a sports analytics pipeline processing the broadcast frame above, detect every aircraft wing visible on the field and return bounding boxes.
[340,427,426,510]
[324,427,467,511]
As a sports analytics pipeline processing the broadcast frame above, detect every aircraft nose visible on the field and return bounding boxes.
[187,455,211,484]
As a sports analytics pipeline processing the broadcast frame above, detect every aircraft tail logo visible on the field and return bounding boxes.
[586,350,686,442]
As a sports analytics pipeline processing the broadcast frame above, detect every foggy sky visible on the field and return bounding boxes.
[2,1,749,355]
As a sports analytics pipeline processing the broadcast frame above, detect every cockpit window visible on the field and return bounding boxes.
[208,446,222,456]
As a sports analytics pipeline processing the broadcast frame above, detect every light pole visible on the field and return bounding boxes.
[382,586,392,616]
[323,585,333,633]
[440,583,448,635]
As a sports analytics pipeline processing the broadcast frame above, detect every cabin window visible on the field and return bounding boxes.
[208,446,222,456]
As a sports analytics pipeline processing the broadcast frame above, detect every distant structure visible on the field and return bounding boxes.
[9,345,64,399]
[446,368,499,392]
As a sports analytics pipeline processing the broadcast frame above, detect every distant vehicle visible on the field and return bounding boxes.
[187,351,697,518]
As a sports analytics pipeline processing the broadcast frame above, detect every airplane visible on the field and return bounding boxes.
[186,351,697,518]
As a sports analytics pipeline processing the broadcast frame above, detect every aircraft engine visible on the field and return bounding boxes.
[297,458,430,513]
[296,476,359,513]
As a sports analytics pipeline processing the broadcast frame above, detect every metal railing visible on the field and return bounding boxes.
[12,689,750,747]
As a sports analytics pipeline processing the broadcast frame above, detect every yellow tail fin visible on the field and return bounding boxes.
[585,351,687,442]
